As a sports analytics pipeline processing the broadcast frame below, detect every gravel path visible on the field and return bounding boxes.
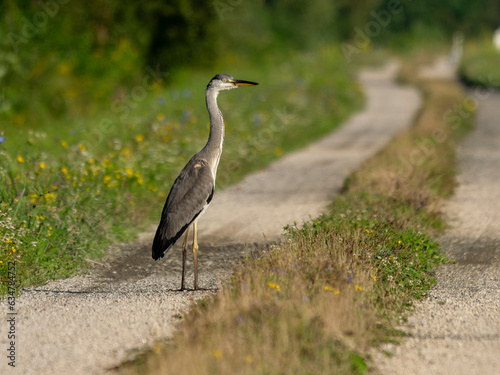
[374,83,500,372]
[0,63,421,375]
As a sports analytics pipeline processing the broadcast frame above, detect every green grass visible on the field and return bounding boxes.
[0,47,362,294]
[460,38,500,88]
[116,53,475,375]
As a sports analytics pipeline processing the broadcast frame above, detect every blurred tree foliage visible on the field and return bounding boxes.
[374,0,500,45]
[0,0,499,123]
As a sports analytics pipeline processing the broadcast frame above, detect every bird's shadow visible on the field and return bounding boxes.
[23,286,218,295]
[173,286,219,293]
[24,288,104,295]
[20,241,267,296]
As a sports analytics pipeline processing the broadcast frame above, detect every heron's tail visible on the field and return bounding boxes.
[152,226,175,260]
[152,219,192,260]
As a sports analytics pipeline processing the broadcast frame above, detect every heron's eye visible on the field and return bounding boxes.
[222,78,227,82]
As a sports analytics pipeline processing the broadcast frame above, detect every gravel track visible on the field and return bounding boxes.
[374,77,500,373]
[0,63,421,375]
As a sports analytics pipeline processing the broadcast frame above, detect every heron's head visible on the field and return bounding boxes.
[207,73,258,92]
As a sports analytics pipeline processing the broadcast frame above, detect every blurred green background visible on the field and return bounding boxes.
[1,0,499,123]
[1,0,499,290]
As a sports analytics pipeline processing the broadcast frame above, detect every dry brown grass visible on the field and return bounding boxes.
[119,225,376,374]
[140,237,373,374]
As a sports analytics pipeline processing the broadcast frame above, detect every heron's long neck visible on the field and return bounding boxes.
[201,88,225,176]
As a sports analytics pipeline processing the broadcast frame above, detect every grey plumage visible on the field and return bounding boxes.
[152,157,214,258]
[152,73,258,290]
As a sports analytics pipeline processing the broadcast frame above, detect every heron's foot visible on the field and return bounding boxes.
[193,273,199,291]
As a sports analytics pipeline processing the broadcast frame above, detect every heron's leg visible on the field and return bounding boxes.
[181,226,190,291]
[193,221,199,290]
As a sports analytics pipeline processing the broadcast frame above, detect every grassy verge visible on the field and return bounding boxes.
[0,47,361,294]
[116,54,474,374]
[459,38,500,88]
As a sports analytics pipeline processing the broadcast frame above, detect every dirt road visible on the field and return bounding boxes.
[375,87,500,373]
[0,63,421,375]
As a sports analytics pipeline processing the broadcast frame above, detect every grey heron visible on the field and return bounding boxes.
[152,73,258,290]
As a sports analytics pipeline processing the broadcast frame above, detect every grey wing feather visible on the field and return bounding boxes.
[152,156,214,260]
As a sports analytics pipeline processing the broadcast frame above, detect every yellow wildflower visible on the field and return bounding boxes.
[268,282,280,292]
[324,285,340,294]
[39,162,46,169]
[135,134,144,142]
[135,172,143,185]
[61,140,68,148]
[44,192,56,204]
[79,144,86,151]
[17,156,24,163]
